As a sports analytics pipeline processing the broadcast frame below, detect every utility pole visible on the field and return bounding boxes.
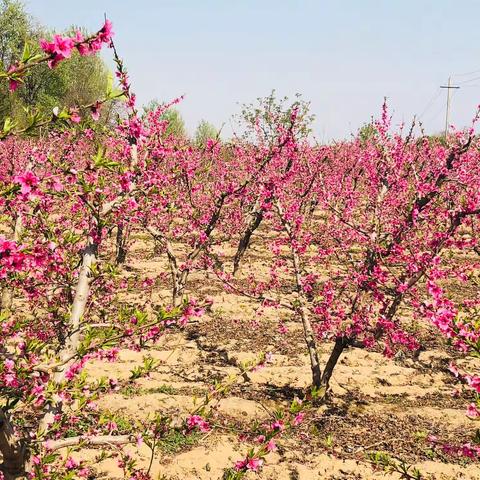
[440,77,460,138]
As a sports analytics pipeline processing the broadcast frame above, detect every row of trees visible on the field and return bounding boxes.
[0,11,478,480]
[142,99,219,146]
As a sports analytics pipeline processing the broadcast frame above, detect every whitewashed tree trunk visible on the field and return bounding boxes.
[38,239,98,433]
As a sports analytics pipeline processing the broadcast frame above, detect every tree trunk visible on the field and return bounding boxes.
[0,409,26,479]
[274,199,322,389]
[0,289,13,313]
[292,252,322,389]
[172,270,188,308]
[172,274,182,308]
[320,337,347,390]
[297,304,322,388]
[38,239,98,432]
[59,241,98,372]
[115,224,128,265]
[233,202,264,275]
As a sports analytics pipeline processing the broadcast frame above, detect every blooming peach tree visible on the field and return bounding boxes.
[1,14,480,480]
[0,20,190,479]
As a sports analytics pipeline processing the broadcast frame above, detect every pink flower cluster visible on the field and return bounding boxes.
[186,414,210,433]
[14,170,39,197]
[0,237,27,277]
[429,435,480,460]
[39,20,113,69]
[234,456,263,472]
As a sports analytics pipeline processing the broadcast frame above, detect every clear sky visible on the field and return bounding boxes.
[26,0,480,140]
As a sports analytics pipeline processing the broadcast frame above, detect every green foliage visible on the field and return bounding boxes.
[0,2,111,128]
[143,99,187,139]
[323,433,334,449]
[0,1,30,68]
[194,119,218,146]
[159,429,200,454]
[129,355,160,381]
[358,122,377,144]
[223,467,246,480]
[238,90,314,146]
[368,451,423,479]
[144,384,177,395]
[0,0,30,120]
[161,108,186,138]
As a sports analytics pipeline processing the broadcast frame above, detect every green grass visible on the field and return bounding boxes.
[159,430,201,454]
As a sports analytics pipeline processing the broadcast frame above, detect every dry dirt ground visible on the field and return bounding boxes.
[77,235,480,480]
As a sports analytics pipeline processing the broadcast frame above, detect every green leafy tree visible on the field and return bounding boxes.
[238,90,314,146]
[0,2,110,127]
[0,0,30,121]
[358,122,377,144]
[0,0,30,69]
[143,99,187,139]
[194,119,218,147]
[162,108,186,138]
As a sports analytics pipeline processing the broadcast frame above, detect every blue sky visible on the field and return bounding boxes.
[26,1,480,140]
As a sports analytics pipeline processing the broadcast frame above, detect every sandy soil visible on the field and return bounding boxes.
[74,235,480,480]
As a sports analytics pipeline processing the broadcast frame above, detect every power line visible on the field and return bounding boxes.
[440,77,460,138]
[457,75,480,85]
[418,90,442,119]
[453,68,480,78]
[423,100,446,126]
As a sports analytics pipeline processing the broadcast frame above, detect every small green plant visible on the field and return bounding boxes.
[368,451,422,479]
[120,384,138,397]
[129,355,160,380]
[323,433,334,449]
[144,384,177,395]
[159,429,201,454]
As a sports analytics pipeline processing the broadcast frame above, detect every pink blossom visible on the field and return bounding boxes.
[466,403,480,418]
[65,457,79,470]
[271,419,285,431]
[246,457,263,472]
[4,373,19,388]
[234,459,247,471]
[76,43,90,56]
[234,456,263,472]
[90,103,101,121]
[52,35,74,58]
[74,30,84,43]
[461,443,477,459]
[98,19,114,44]
[278,323,288,334]
[105,420,118,432]
[50,177,64,192]
[186,415,210,432]
[466,375,480,393]
[448,362,460,378]
[14,171,39,195]
[293,412,305,426]
[70,109,81,123]
[4,358,14,371]
[9,79,19,92]
[266,439,277,452]
[40,35,75,68]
